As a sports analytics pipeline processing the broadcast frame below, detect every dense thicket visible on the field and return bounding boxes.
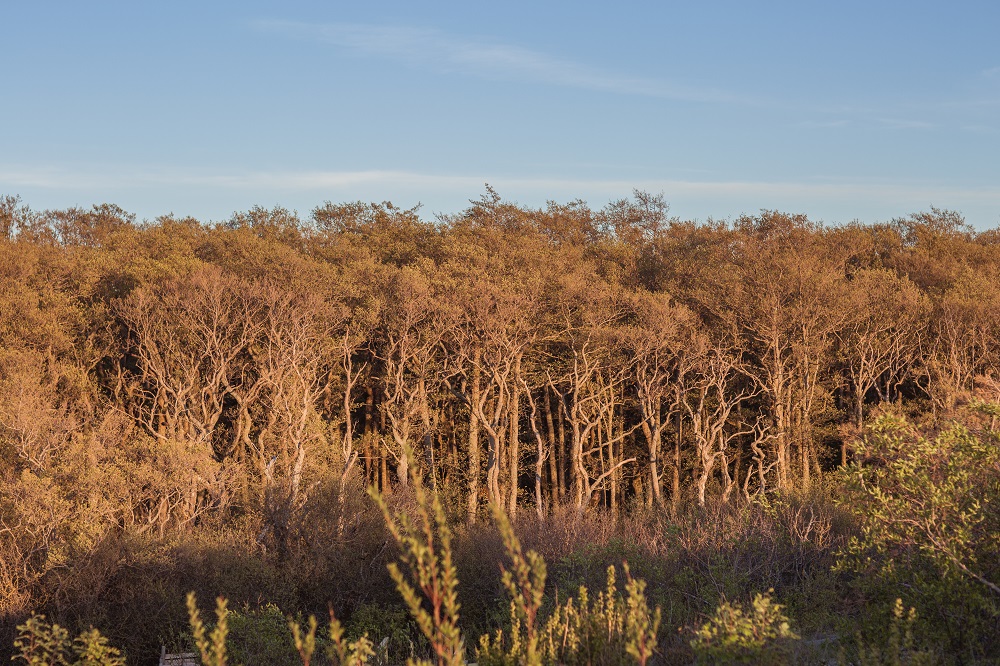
[2,191,999,662]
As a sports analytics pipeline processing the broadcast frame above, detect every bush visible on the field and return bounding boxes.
[690,590,798,665]
[226,603,299,666]
[369,467,464,666]
[345,604,419,665]
[478,516,662,666]
[849,599,938,666]
[12,614,124,666]
[837,415,1000,653]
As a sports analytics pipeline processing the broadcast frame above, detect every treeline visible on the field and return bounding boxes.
[2,190,1000,659]
[4,191,1000,521]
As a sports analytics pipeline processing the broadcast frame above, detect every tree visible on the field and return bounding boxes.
[255,286,337,551]
[681,339,757,507]
[376,265,447,489]
[0,195,32,241]
[115,267,254,523]
[919,269,1000,416]
[624,291,695,508]
[700,212,847,490]
[836,269,928,462]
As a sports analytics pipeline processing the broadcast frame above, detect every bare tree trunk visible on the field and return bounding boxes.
[379,405,391,494]
[607,399,619,519]
[801,437,811,492]
[557,400,567,501]
[522,377,546,520]
[639,393,665,507]
[337,344,364,538]
[467,353,482,522]
[508,355,521,517]
[571,415,584,509]
[396,451,409,489]
[672,412,682,517]
[380,444,391,494]
[535,426,544,520]
[392,429,410,489]
[695,460,711,508]
[365,385,375,483]
[775,396,789,490]
[720,449,736,504]
[487,425,501,504]
[597,419,606,508]
[544,389,559,507]
[417,377,435,489]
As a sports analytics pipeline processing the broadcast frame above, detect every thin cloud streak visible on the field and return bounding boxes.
[878,118,934,130]
[796,119,850,128]
[253,19,743,104]
[4,166,1000,207]
[253,20,988,126]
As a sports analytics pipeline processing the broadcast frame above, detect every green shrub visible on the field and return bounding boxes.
[837,415,1000,652]
[345,604,418,665]
[622,566,660,666]
[840,416,1000,595]
[187,592,230,666]
[227,603,299,666]
[369,465,464,666]
[478,503,548,666]
[287,610,374,666]
[479,563,662,666]
[184,592,375,666]
[690,590,798,665]
[849,599,937,666]
[323,610,375,666]
[13,614,124,666]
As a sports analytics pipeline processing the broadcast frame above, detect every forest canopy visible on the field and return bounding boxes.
[1,191,999,663]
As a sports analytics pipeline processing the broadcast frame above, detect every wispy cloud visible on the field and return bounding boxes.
[252,20,742,104]
[5,165,1000,207]
[0,166,478,191]
[983,66,1000,78]
[878,118,934,130]
[962,124,1000,134]
[796,119,850,128]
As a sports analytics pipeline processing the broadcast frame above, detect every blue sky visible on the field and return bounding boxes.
[3,1,999,227]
